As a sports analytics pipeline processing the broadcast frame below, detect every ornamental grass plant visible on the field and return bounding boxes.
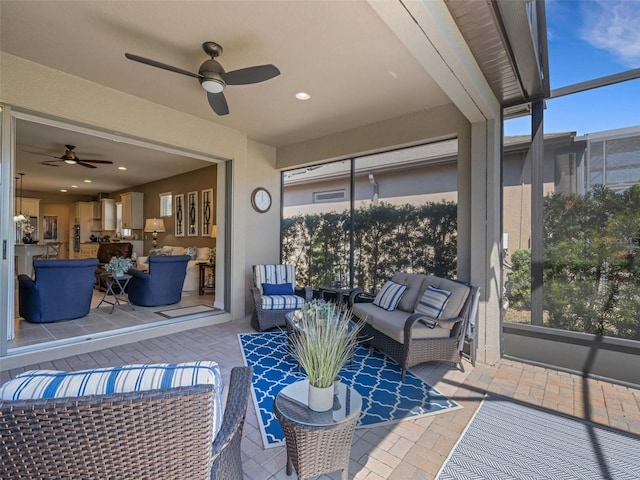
[289,300,365,389]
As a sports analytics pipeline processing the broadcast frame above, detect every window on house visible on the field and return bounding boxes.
[313,189,346,203]
[160,192,172,217]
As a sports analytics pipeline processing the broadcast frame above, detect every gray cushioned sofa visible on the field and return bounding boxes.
[350,272,479,380]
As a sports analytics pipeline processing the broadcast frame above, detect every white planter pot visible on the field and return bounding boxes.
[308,383,334,412]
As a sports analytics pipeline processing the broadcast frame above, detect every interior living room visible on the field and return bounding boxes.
[11,116,222,350]
[1,1,639,479]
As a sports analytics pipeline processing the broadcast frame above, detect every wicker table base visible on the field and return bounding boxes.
[274,380,362,480]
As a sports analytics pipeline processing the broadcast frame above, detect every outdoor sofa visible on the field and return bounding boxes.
[349,272,479,380]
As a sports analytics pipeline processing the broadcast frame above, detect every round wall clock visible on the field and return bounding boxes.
[251,187,272,213]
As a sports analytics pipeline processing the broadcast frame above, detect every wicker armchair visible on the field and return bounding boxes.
[0,366,253,480]
[251,264,312,331]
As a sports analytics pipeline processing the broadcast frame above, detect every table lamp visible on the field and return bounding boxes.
[144,218,166,248]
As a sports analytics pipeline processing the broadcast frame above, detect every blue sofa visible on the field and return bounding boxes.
[18,258,100,323]
[127,255,190,307]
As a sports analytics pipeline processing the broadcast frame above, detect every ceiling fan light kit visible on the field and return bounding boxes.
[125,41,280,116]
[25,144,114,169]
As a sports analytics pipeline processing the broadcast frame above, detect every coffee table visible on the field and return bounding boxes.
[318,285,357,306]
[97,273,134,314]
[274,379,362,480]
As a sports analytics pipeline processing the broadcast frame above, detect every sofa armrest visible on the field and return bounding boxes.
[17,274,41,322]
[404,312,463,341]
[128,268,150,282]
[349,288,375,306]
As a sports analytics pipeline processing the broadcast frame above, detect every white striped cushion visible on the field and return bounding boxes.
[254,265,296,294]
[261,294,306,310]
[415,286,451,319]
[0,361,223,435]
[373,281,407,311]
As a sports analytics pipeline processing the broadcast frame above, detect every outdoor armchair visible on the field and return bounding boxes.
[0,364,253,480]
[251,264,312,331]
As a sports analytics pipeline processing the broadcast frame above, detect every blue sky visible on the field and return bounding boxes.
[504,0,640,136]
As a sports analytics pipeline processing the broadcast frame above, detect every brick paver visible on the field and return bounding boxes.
[1,316,639,479]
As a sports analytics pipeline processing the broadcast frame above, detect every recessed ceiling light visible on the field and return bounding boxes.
[118,166,127,171]
[84,179,92,183]
[60,189,67,193]
[71,185,78,188]
[295,92,311,100]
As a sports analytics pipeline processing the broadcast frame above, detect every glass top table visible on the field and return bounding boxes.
[274,379,362,427]
[273,380,362,479]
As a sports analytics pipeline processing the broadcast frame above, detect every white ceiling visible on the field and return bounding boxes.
[1,0,451,195]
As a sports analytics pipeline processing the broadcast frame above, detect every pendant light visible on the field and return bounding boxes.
[13,173,26,223]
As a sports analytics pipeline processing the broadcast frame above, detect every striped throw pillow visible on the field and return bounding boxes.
[0,361,223,435]
[373,281,408,311]
[415,286,451,319]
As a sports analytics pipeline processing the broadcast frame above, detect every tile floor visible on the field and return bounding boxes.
[11,285,215,349]
[2,317,639,479]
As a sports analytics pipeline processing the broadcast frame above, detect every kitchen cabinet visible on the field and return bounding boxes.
[101,198,116,231]
[121,192,144,229]
[17,197,40,218]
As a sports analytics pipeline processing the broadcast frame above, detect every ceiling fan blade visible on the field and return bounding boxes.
[125,53,202,79]
[41,161,60,167]
[77,161,98,169]
[24,150,61,159]
[77,159,114,164]
[221,64,280,85]
[207,92,229,116]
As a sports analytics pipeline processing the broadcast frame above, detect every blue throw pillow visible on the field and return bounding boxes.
[262,283,294,295]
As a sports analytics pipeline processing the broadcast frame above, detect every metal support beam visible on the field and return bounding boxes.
[531,100,544,326]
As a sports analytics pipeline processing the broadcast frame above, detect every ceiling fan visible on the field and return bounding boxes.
[125,41,280,116]
[28,145,113,169]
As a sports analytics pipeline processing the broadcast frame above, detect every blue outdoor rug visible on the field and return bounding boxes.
[238,331,461,448]
[437,395,640,479]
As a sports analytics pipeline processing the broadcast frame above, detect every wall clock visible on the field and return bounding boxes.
[251,187,272,213]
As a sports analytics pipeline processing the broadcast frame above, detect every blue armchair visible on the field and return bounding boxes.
[18,258,99,323]
[127,255,190,307]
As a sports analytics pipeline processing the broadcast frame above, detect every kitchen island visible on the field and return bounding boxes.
[15,244,47,277]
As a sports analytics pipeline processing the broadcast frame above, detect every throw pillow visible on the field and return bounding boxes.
[196,247,210,261]
[373,280,407,311]
[149,247,172,256]
[167,246,186,256]
[262,283,294,295]
[414,285,451,320]
[186,246,197,260]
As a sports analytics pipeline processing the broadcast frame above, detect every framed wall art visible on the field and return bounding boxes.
[201,188,213,236]
[187,191,198,236]
[42,215,58,240]
[174,194,185,237]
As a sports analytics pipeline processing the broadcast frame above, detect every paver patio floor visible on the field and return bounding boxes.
[2,316,639,479]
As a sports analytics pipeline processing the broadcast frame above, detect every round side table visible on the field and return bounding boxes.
[273,380,362,480]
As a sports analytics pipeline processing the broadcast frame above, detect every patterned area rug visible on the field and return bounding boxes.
[238,331,461,448]
[437,395,640,479]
